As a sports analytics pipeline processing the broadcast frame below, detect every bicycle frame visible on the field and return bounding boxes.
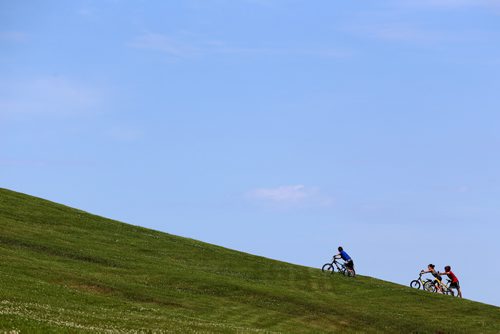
[323,257,348,273]
[411,273,434,291]
[330,257,346,272]
[418,274,433,288]
[433,277,455,295]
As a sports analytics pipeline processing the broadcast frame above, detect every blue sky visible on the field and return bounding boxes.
[2,0,500,306]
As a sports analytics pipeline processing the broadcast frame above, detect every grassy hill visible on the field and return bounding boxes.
[0,188,498,333]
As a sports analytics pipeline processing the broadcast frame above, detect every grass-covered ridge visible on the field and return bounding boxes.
[0,188,498,333]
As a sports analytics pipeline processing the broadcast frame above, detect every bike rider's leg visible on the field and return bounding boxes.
[434,280,443,293]
[347,260,355,275]
[456,285,463,298]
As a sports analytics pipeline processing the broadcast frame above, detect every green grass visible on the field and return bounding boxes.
[0,188,498,333]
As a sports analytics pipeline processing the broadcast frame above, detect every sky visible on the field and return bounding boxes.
[1,0,500,306]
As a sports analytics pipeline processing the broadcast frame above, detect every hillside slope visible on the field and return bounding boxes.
[0,188,498,333]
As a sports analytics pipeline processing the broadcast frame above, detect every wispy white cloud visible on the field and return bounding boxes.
[247,185,334,208]
[128,32,349,59]
[345,21,457,44]
[342,0,499,46]
[128,33,199,57]
[0,76,99,118]
[0,159,92,167]
[0,31,28,43]
[187,0,284,10]
[399,0,500,10]
[107,125,143,142]
[240,0,284,6]
[249,185,310,202]
[210,44,349,58]
[344,13,495,45]
[77,7,95,17]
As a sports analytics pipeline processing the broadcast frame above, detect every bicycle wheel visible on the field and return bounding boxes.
[444,289,455,297]
[424,281,436,292]
[322,263,334,273]
[410,280,421,289]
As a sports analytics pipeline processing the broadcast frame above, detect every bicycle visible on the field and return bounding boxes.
[409,273,435,292]
[322,257,356,277]
[432,278,457,297]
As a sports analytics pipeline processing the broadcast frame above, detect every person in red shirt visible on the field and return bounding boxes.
[439,265,462,298]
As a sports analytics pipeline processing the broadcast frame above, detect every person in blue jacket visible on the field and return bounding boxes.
[335,246,355,275]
